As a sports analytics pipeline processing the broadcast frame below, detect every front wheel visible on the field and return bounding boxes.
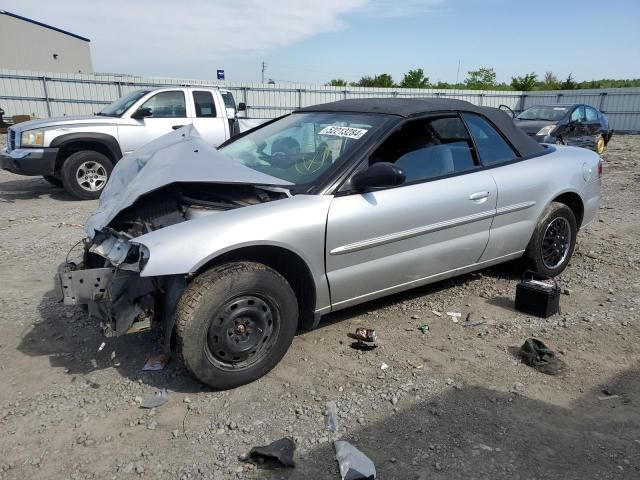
[175,262,298,390]
[61,150,113,200]
[524,202,577,277]
[594,134,606,154]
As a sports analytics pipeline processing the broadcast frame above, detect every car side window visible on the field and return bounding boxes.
[585,107,599,122]
[193,91,217,118]
[570,106,586,122]
[369,116,478,183]
[141,91,186,118]
[462,113,518,166]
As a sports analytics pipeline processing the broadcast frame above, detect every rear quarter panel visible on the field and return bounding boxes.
[480,146,600,261]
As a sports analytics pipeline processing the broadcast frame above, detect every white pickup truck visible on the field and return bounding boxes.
[1,87,253,199]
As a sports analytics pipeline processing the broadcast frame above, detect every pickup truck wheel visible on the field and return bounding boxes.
[61,151,113,200]
[524,202,577,277]
[42,175,63,187]
[175,261,298,390]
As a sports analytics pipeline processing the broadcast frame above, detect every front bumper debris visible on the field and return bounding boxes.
[58,264,155,336]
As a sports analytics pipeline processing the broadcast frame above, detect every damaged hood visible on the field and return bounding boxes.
[85,125,291,237]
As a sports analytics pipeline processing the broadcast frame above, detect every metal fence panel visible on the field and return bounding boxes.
[1,69,640,131]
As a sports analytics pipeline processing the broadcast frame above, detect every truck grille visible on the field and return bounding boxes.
[8,128,15,151]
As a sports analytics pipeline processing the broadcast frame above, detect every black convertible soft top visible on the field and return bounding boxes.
[297,98,545,158]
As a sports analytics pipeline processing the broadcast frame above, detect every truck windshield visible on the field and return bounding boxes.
[98,90,149,117]
[219,112,386,188]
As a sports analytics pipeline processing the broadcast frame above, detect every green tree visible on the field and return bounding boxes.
[464,67,497,90]
[351,73,396,88]
[560,73,577,90]
[400,68,430,88]
[510,72,537,91]
[326,79,348,87]
[540,71,560,90]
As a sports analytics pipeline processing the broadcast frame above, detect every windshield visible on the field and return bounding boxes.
[219,112,386,188]
[98,90,149,117]
[517,105,569,121]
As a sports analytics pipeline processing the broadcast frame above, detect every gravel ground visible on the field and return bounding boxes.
[0,135,639,480]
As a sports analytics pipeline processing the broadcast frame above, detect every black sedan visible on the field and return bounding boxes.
[506,104,612,154]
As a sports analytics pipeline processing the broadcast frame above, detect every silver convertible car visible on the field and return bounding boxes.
[59,98,602,389]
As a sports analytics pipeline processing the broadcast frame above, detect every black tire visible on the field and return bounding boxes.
[175,261,298,390]
[524,202,577,277]
[555,137,566,146]
[61,150,113,200]
[42,175,63,187]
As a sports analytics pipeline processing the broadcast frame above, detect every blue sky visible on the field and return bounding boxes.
[3,0,639,84]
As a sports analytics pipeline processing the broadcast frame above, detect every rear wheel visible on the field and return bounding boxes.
[175,261,298,390]
[42,175,63,187]
[595,134,606,154]
[61,150,112,200]
[524,202,577,277]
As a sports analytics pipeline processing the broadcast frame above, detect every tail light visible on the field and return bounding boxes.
[598,160,603,178]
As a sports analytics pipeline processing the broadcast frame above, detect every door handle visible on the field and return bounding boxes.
[469,191,490,203]
[172,125,187,130]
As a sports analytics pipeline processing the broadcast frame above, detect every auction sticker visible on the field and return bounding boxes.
[319,125,368,139]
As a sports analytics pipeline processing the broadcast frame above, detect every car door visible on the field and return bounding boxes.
[190,89,230,147]
[325,115,497,310]
[118,90,191,154]
[584,106,601,144]
[461,112,553,262]
[566,105,587,147]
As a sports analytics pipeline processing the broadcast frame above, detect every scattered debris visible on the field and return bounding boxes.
[462,313,486,328]
[431,310,442,317]
[418,324,430,334]
[380,362,389,370]
[142,353,171,371]
[248,438,296,469]
[141,389,168,409]
[350,341,377,352]
[519,338,568,375]
[97,341,106,352]
[325,401,338,432]
[353,328,377,343]
[598,394,620,401]
[334,440,376,480]
[446,312,461,323]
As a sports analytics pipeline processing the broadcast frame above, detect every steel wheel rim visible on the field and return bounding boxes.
[206,295,278,369]
[76,161,108,192]
[541,217,571,269]
[596,137,605,154]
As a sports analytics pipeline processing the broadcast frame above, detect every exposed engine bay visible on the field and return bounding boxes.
[59,182,289,338]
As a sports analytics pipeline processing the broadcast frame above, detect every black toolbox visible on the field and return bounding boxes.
[515,271,561,318]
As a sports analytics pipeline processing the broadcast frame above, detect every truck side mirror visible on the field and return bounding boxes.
[237,102,246,112]
[131,107,153,119]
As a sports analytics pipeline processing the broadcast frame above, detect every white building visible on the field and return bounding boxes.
[0,10,93,73]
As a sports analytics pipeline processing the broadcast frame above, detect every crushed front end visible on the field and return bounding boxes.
[57,182,288,338]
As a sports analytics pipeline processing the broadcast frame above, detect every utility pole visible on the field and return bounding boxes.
[261,61,267,83]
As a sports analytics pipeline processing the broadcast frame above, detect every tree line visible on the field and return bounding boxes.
[327,68,640,91]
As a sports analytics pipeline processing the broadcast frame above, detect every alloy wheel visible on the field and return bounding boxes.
[541,217,572,269]
[76,161,108,192]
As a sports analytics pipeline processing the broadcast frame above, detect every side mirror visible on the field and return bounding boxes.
[351,162,406,190]
[237,102,246,112]
[131,107,153,119]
